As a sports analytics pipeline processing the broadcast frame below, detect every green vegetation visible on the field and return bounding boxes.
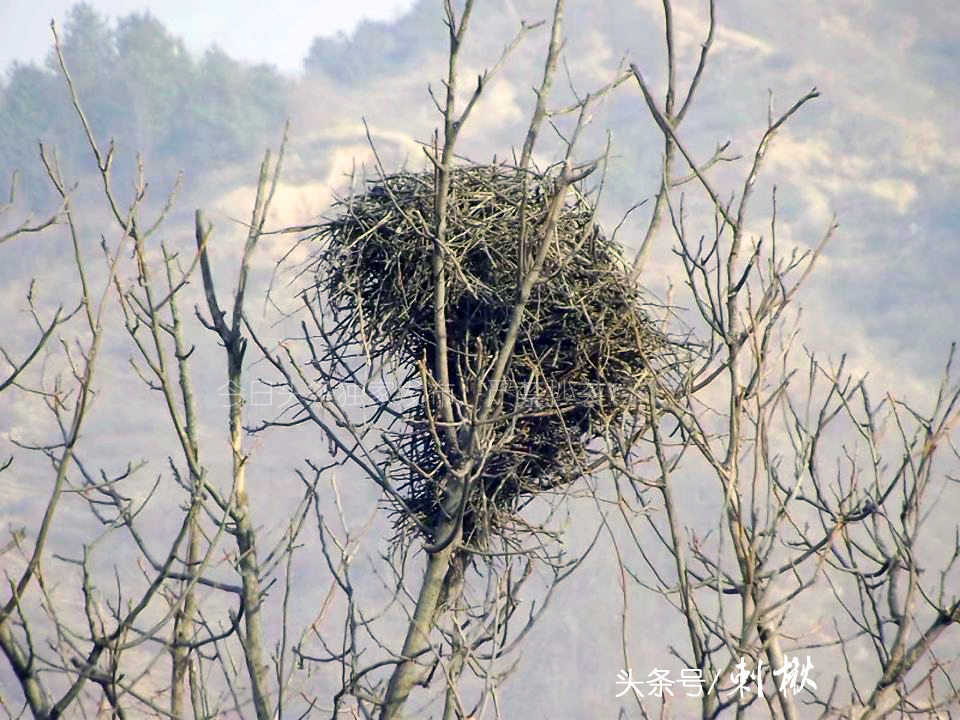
[303,1,442,84]
[0,3,289,204]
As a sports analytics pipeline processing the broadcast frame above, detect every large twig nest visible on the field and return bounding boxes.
[308,163,688,547]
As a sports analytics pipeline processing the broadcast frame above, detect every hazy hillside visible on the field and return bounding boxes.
[7,0,951,383]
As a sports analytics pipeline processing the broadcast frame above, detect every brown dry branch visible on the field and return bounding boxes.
[3,2,956,719]
[0,67,135,714]
[242,1,691,714]
[0,22,313,720]
[608,3,959,719]
[308,162,690,550]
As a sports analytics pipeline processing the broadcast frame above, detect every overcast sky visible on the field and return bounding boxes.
[0,0,418,73]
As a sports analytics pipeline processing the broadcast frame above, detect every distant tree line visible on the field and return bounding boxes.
[303,1,443,85]
[0,3,289,204]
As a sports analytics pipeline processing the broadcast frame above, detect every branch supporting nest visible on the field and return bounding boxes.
[308,162,690,548]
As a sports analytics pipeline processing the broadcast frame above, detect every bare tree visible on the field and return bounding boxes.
[0,3,956,720]
[604,2,960,718]
[0,21,305,720]
[248,1,645,715]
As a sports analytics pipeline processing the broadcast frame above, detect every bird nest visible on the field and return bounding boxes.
[308,163,688,548]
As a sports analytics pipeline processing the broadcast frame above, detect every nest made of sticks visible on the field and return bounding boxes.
[309,163,688,548]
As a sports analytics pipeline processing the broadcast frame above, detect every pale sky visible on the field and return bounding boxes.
[0,0,418,74]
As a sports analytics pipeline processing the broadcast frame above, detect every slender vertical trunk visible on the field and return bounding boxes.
[166,252,204,720]
[170,516,200,718]
[379,514,460,720]
[228,354,273,720]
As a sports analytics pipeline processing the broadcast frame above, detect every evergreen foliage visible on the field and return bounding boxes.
[0,3,289,203]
